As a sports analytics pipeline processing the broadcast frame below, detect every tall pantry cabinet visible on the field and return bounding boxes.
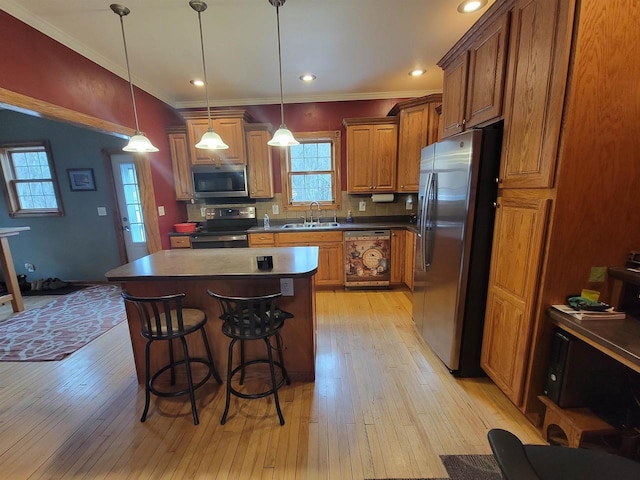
[441,0,640,422]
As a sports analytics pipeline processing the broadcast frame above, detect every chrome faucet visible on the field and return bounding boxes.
[309,201,321,223]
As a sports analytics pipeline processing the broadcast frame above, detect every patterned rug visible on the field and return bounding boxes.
[0,285,125,361]
[367,454,503,480]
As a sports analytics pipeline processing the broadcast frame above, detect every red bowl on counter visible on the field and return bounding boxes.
[174,223,197,233]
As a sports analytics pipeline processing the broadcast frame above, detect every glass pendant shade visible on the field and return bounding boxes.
[123,132,159,152]
[195,129,229,150]
[268,127,300,147]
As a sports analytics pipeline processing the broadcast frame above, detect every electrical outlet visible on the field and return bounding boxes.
[97,206,107,216]
[201,207,207,217]
[272,204,279,215]
[157,206,165,216]
[280,278,294,296]
[359,200,366,212]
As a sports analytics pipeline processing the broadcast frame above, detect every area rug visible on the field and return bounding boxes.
[22,285,86,296]
[0,285,125,361]
[366,454,503,480]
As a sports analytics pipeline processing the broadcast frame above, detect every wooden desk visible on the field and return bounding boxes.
[105,247,319,383]
[0,227,30,313]
[547,308,640,374]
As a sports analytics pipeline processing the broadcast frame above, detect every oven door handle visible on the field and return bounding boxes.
[191,234,248,243]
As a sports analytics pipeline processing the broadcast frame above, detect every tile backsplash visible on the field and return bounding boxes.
[186,192,417,223]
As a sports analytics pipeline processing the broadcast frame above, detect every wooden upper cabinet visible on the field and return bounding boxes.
[245,124,274,199]
[184,111,250,166]
[167,127,193,201]
[499,0,573,189]
[344,118,398,193]
[438,2,512,139]
[441,52,469,138]
[391,94,442,193]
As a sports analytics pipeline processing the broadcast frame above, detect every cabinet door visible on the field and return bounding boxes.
[168,131,193,201]
[187,118,247,165]
[499,0,573,188]
[372,123,398,192]
[465,13,509,128]
[390,229,405,284]
[316,242,345,287]
[441,51,469,139]
[346,125,375,193]
[246,129,274,198]
[397,105,429,193]
[481,193,550,405]
[403,230,416,290]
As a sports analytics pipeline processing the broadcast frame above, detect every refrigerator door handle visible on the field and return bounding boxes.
[423,172,437,270]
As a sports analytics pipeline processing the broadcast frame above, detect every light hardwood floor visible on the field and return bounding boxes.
[0,287,543,479]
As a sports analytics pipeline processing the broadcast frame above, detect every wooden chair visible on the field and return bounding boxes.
[207,291,292,425]
[122,291,222,425]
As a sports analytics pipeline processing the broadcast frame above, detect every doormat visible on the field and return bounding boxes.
[0,285,125,361]
[366,454,503,480]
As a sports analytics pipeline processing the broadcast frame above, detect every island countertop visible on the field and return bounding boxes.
[105,246,319,281]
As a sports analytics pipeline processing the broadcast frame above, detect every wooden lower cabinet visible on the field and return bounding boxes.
[390,229,405,285]
[481,192,551,406]
[170,235,191,249]
[403,231,416,290]
[250,231,344,287]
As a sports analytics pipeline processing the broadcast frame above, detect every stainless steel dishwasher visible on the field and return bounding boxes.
[344,230,391,288]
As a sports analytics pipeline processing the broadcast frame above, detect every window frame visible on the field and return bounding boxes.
[279,130,342,212]
[0,141,65,217]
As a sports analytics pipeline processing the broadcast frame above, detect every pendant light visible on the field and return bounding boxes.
[110,4,159,153]
[267,0,299,147]
[190,0,229,150]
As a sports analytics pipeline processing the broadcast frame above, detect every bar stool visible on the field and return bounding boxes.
[121,291,222,425]
[207,291,293,425]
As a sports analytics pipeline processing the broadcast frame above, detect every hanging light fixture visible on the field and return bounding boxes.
[189,0,229,150]
[110,4,158,153]
[267,0,299,147]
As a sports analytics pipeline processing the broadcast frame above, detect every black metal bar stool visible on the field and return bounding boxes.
[207,291,293,425]
[121,291,222,425]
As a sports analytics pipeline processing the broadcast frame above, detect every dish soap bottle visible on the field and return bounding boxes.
[263,213,270,230]
[346,210,353,223]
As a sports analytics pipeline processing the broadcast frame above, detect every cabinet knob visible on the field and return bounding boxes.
[462,118,466,125]
[493,202,500,208]
[496,177,503,184]
[400,185,405,189]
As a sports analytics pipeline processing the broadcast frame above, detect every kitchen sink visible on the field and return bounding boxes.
[281,222,340,229]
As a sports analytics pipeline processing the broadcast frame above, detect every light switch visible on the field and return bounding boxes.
[272,204,279,215]
[97,207,107,216]
[280,278,294,296]
[158,206,165,216]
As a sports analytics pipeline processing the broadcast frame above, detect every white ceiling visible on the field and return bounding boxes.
[0,0,495,110]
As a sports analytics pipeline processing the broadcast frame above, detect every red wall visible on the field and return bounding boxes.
[1,10,409,248]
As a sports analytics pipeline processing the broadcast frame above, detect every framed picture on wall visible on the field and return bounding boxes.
[67,168,96,191]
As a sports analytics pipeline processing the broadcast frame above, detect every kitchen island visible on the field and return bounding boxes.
[105,247,318,383]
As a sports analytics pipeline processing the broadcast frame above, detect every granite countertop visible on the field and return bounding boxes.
[105,247,319,281]
[249,217,418,234]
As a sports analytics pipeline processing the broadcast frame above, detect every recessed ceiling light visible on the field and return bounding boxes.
[457,0,488,13]
[409,69,426,77]
[299,74,316,82]
[190,79,205,87]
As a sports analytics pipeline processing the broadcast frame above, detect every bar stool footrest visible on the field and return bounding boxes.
[229,359,288,399]
[149,358,213,398]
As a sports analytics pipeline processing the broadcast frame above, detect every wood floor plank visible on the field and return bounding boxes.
[0,287,544,479]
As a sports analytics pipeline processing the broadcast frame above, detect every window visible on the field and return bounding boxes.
[281,131,341,210]
[0,141,64,217]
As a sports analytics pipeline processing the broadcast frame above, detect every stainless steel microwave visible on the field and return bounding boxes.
[191,165,249,199]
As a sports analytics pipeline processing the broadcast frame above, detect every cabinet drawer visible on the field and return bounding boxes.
[249,233,276,246]
[276,231,343,245]
[170,236,191,249]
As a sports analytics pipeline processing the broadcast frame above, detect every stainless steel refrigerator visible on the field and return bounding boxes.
[412,128,502,377]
